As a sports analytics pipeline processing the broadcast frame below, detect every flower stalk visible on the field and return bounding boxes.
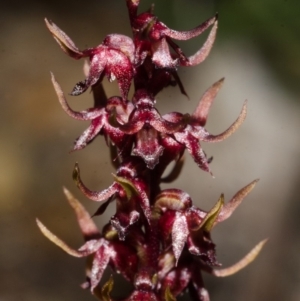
[38,1,266,300]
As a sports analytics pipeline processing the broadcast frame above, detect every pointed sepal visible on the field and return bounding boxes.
[45,18,84,59]
[211,239,268,277]
[36,219,102,257]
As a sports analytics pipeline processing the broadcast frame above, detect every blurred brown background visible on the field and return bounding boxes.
[1,0,300,300]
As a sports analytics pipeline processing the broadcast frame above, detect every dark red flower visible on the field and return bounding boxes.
[72,157,151,239]
[36,189,138,293]
[51,73,133,153]
[166,78,247,174]
[131,10,218,69]
[46,19,135,99]
[115,89,187,168]
[40,2,268,301]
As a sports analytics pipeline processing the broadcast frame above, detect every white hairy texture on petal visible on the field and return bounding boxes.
[90,244,111,292]
[172,212,189,265]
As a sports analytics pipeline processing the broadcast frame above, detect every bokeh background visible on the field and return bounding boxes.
[1,0,300,300]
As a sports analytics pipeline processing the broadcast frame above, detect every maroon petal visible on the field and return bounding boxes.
[153,15,217,41]
[185,206,207,231]
[90,244,111,292]
[51,73,105,120]
[110,241,138,281]
[163,112,184,123]
[132,128,164,169]
[180,20,218,67]
[103,34,135,63]
[150,111,187,134]
[106,48,134,100]
[174,131,211,174]
[63,187,100,240]
[72,117,105,151]
[216,179,259,225]
[45,18,84,59]
[208,239,268,277]
[133,182,151,223]
[73,163,119,202]
[191,78,225,126]
[71,50,106,96]
[117,110,145,134]
[157,210,176,240]
[172,212,189,265]
[36,219,102,257]
[201,100,247,142]
[152,38,179,69]
[106,96,134,124]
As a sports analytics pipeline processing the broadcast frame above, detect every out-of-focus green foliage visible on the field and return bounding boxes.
[215,0,300,96]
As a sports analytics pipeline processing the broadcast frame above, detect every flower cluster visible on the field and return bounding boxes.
[38,1,266,301]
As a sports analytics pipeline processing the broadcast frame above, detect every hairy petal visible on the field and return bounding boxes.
[90,244,112,292]
[106,49,134,100]
[45,18,84,59]
[73,163,118,201]
[174,131,211,174]
[158,15,217,41]
[132,128,164,169]
[36,219,102,257]
[192,78,225,126]
[117,117,145,135]
[71,51,106,96]
[103,34,135,63]
[216,179,259,225]
[150,111,187,134]
[51,73,104,120]
[72,117,105,151]
[180,20,218,67]
[211,239,268,277]
[133,180,151,223]
[113,175,151,223]
[201,100,247,142]
[63,187,100,240]
[152,38,179,69]
[172,212,189,265]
